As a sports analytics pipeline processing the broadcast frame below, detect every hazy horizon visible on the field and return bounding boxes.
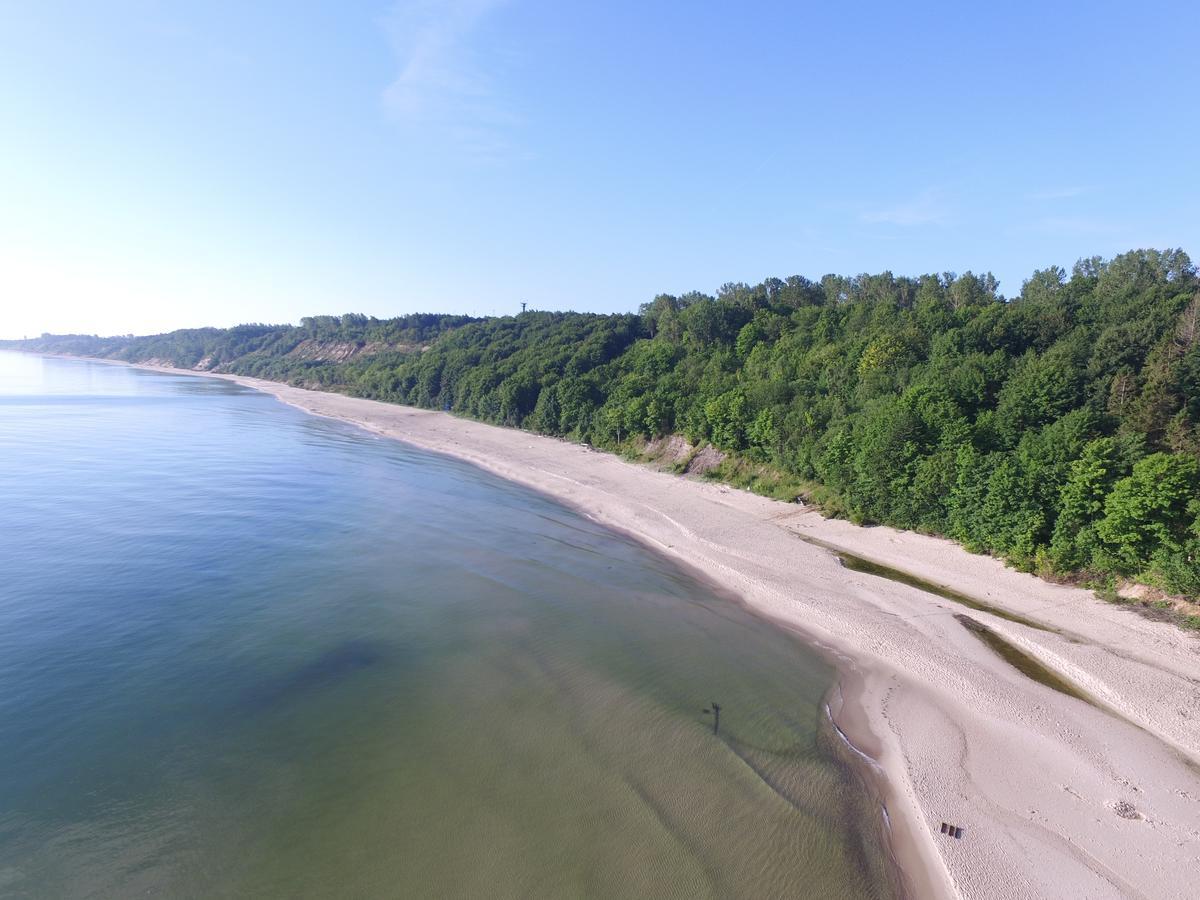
[3,1,1198,340]
[5,242,1196,344]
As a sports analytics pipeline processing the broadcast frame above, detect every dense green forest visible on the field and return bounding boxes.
[8,249,1199,600]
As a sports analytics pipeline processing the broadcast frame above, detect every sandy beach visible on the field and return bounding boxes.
[128,363,1200,898]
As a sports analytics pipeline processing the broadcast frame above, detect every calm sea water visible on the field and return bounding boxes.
[0,353,892,899]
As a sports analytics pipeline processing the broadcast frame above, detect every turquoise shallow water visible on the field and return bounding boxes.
[0,353,893,898]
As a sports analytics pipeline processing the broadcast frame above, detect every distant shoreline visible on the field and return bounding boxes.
[33,353,1200,899]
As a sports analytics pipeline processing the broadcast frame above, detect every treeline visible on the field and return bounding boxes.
[8,249,1199,597]
[9,313,477,386]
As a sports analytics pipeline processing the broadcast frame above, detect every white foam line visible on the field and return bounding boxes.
[825,703,883,773]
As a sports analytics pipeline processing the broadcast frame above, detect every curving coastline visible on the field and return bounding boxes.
[85,359,1200,897]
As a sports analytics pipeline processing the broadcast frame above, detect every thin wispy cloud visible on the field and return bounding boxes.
[1027,186,1094,201]
[1032,216,1116,236]
[861,190,951,227]
[381,0,519,161]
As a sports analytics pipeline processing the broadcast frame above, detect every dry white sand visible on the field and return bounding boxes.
[126,364,1200,897]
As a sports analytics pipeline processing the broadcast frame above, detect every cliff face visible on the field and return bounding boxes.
[282,339,416,364]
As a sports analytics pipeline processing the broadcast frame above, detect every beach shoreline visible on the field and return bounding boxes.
[49,356,1200,898]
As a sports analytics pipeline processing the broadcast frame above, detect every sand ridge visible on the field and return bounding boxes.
[127,363,1200,899]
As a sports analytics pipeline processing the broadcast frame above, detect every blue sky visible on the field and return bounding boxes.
[2,0,1197,338]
